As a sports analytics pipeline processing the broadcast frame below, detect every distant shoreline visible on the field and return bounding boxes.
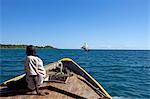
[0,44,57,49]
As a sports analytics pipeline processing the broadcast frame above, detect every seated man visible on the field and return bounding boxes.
[7,45,48,96]
[24,45,47,95]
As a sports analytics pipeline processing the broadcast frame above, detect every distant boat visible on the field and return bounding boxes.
[81,43,89,51]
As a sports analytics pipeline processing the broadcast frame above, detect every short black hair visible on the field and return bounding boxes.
[26,45,36,56]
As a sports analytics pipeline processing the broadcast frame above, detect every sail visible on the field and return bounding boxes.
[81,43,89,51]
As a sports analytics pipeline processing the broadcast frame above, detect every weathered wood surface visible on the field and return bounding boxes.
[0,76,101,99]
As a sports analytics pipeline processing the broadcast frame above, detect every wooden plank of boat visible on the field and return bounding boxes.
[0,58,112,99]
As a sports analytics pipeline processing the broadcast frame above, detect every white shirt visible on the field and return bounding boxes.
[24,55,46,90]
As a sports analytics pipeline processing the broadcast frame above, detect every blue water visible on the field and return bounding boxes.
[0,49,150,99]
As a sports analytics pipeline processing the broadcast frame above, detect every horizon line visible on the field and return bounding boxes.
[0,43,150,50]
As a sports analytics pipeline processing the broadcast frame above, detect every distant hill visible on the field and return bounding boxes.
[0,44,57,49]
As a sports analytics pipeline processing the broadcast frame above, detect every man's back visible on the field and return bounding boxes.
[25,55,46,90]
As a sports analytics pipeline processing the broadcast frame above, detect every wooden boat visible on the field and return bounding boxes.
[0,58,112,99]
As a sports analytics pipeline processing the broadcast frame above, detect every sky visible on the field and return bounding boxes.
[1,0,150,49]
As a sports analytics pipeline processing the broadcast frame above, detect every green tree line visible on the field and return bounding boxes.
[0,44,56,49]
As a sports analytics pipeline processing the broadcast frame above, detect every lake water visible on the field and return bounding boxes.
[0,49,150,99]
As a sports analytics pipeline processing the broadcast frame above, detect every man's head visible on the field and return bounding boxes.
[26,45,36,56]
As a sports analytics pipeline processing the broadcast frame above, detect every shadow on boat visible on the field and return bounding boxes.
[0,85,86,99]
[46,86,86,99]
